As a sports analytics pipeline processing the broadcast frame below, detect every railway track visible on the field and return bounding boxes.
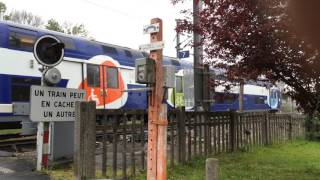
[0,133,21,140]
[0,136,36,148]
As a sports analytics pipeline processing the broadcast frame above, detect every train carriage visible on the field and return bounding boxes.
[0,21,281,133]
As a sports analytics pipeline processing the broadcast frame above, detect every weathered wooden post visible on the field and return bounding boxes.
[142,18,168,180]
[74,101,96,180]
[229,111,236,152]
[206,158,219,180]
[263,113,269,145]
[177,107,186,163]
[289,115,293,141]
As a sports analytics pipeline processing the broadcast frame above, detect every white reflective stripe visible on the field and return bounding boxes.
[43,144,49,154]
[0,104,13,113]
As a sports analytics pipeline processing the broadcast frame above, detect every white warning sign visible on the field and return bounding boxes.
[30,85,86,122]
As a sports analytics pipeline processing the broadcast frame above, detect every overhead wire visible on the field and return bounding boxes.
[80,0,144,21]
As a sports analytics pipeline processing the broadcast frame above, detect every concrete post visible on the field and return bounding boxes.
[206,158,219,180]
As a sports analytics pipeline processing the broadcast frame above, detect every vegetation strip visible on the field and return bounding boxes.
[133,140,320,180]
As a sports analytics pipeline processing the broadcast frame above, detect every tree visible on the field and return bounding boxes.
[63,22,88,37]
[2,6,89,37]
[45,19,88,37]
[5,10,43,27]
[174,0,320,117]
[0,1,6,14]
[45,19,64,33]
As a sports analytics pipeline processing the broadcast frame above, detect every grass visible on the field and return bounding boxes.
[135,140,320,180]
[42,163,74,180]
[43,163,125,180]
[45,140,320,180]
[0,129,20,135]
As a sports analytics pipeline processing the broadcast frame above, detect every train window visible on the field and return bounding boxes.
[124,50,133,57]
[176,76,183,93]
[224,94,238,104]
[171,59,180,66]
[12,85,30,102]
[106,67,118,88]
[9,32,35,51]
[214,93,224,104]
[102,45,118,55]
[214,93,237,104]
[255,96,266,104]
[87,65,100,87]
[57,36,76,50]
[11,77,41,85]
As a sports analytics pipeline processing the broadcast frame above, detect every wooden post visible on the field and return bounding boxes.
[264,113,269,145]
[289,115,293,141]
[177,107,186,163]
[74,101,96,180]
[147,18,168,180]
[229,111,236,152]
[101,116,107,177]
[206,158,219,180]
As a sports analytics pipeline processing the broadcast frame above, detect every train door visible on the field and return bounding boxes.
[86,64,101,106]
[85,61,125,109]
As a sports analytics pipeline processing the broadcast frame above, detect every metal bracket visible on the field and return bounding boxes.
[202,99,215,103]
[122,87,153,92]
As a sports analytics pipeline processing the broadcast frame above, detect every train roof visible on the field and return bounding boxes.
[0,20,192,70]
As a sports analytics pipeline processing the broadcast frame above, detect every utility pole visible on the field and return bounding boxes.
[176,19,181,59]
[174,19,182,108]
[193,0,203,111]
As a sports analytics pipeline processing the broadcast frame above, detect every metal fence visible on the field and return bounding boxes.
[74,103,305,180]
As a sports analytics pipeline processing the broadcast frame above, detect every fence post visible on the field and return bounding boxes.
[229,111,236,152]
[74,101,96,180]
[289,115,293,141]
[264,113,269,145]
[177,107,186,164]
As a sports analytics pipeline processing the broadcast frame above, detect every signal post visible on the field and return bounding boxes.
[31,35,85,170]
[141,18,168,180]
[33,35,65,170]
[148,18,167,180]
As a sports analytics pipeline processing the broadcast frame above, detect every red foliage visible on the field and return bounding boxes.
[174,0,320,115]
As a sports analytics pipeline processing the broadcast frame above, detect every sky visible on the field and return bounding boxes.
[1,0,193,58]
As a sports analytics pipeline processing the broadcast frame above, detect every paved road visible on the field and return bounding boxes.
[0,150,49,180]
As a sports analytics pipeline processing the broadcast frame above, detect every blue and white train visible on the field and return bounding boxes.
[0,21,281,126]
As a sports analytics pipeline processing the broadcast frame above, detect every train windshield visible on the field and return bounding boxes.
[269,88,281,109]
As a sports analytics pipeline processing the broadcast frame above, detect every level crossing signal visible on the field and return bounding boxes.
[33,35,65,67]
[33,35,65,85]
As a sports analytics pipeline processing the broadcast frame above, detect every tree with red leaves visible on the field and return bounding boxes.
[173,0,320,117]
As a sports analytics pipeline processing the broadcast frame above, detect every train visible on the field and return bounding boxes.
[0,21,281,133]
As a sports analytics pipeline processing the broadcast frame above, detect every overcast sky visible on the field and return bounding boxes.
[2,0,193,58]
